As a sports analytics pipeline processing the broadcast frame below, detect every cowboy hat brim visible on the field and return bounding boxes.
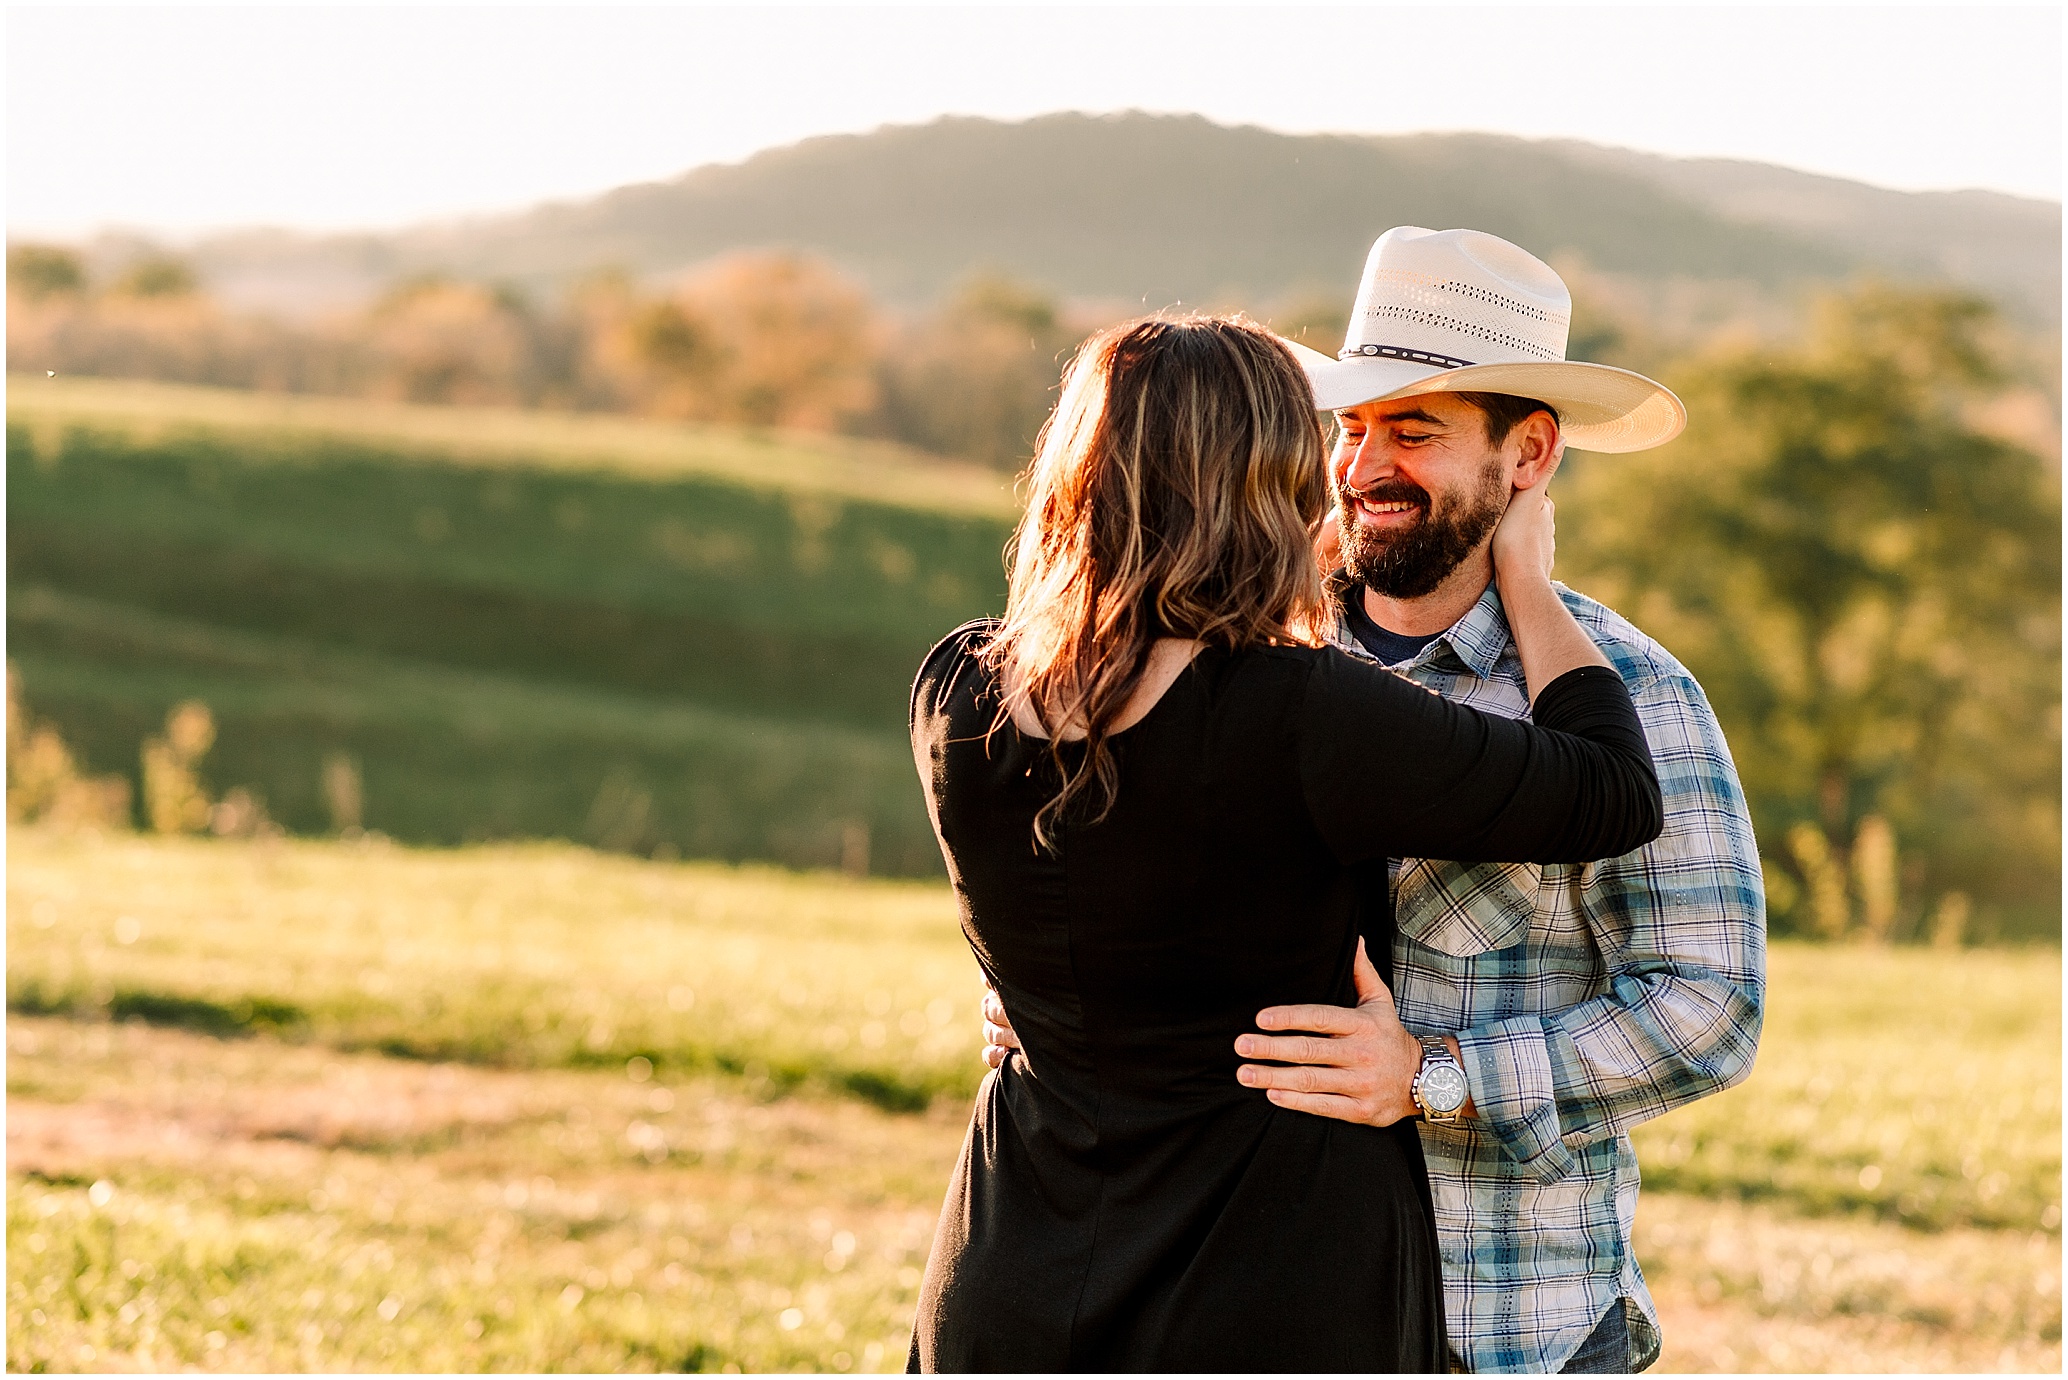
[1279,339,1686,454]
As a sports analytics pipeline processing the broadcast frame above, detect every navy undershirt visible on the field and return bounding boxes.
[1342,586,1444,666]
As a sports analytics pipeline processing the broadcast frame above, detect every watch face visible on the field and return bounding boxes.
[1422,1064,1468,1113]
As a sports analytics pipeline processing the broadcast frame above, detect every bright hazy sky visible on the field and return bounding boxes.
[7,4,2061,239]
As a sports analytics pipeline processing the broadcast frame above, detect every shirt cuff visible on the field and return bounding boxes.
[1454,1015,1579,1184]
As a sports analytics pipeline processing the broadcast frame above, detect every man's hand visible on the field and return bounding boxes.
[1235,938,1466,1127]
[979,985,1020,1070]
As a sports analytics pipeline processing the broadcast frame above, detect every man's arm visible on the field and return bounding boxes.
[987,941,1469,1126]
[1449,673,1766,1178]
[1237,673,1767,1177]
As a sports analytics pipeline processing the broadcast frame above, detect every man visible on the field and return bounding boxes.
[985,228,1766,1373]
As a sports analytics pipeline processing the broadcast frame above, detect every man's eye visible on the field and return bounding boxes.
[1396,432,1433,443]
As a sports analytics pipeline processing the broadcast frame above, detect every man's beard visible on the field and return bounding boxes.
[1338,460,1509,600]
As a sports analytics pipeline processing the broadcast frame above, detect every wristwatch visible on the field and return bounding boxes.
[1411,1036,1469,1125]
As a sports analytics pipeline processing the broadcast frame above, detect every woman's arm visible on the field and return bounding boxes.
[1296,618,1660,869]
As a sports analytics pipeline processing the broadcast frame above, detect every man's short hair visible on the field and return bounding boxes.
[1454,392,1558,447]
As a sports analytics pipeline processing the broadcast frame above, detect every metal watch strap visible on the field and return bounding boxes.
[1413,1035,1467,1125]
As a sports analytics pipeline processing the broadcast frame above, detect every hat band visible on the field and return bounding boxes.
[1337,343,1476,369]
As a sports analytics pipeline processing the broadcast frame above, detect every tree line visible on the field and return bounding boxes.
[1562,289,2058,945]
[8,243,1080,470]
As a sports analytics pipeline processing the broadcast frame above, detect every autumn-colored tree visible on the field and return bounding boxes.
[113,254,199,299]
[362,277,539,406]
[6,246,331,392]
[877,275,1082,469]
[1562,286,2060,940]
[7,244,86,301]
[620,252,881,430]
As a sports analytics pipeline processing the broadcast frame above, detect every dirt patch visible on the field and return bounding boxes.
[1640,1191,2062,1372]
[7,1013,964,1195]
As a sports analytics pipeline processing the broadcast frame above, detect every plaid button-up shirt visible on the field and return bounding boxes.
[1334,581,1767,1374]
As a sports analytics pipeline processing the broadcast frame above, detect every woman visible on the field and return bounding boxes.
[907,315,1660,1372]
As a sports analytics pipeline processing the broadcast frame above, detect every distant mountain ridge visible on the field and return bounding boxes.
[160,112,2060,325]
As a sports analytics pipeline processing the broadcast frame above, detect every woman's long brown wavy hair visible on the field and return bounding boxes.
[988,313,1331,848]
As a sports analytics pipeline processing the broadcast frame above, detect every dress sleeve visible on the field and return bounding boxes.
[1296,652,1662,867]
[909,619,1001,735]
[909,619,1002,826]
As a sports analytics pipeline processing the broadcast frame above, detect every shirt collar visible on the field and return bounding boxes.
[1332,575,1514,681]
[1439,583,1515,680]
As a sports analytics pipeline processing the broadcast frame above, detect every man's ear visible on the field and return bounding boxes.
[1509,410,1563,489]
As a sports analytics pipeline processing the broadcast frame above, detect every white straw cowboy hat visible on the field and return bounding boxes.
[1282,227,1686,453]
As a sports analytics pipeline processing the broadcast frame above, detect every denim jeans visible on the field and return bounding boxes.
[1558,1301,1639,1374]
[1442,1300,1647,1374]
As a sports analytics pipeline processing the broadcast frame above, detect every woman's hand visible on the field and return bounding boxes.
[1490,451,1560,589]
[1486,446,1613,698]
[1313,507,1343,576]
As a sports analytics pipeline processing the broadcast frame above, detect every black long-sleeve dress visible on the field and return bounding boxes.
[906,621,1662,1373]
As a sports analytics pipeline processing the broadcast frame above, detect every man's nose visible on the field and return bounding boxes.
[1339,436,1396,491]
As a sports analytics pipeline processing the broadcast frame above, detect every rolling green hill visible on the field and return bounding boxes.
[175,112,2059,324]
[7,377,1019,873]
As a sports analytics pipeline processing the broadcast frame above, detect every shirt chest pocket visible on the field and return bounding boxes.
[1393,858,1541,957]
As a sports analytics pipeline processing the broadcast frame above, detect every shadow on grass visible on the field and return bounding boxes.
[7,992,951,1115]
[622,1340,722,1373]
[834,1068,934,1114]
[9,985,307,1039]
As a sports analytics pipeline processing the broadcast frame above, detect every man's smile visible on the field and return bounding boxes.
[1347,492,1429,530]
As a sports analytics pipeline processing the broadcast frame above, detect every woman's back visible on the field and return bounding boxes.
[927,628,1362,1115]
[912,622,1445,1372]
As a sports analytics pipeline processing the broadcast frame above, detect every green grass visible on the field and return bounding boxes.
[6,829,2061,1372]
[1628,944,2062,1234]
[6,415,1012,724]
[8,377,1021,871]
[8,831,983,1113]
[10,829,2058,1211]
[8,1016,956,1373]
[7,375,1020,519]
[9,588,944,873]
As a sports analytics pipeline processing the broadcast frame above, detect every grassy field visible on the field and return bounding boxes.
[8,376,1019,872]
[6,376,1020,519]
[7,829,2061,1372]
[1635,943,2061,1234]
[6,831,979,1113]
